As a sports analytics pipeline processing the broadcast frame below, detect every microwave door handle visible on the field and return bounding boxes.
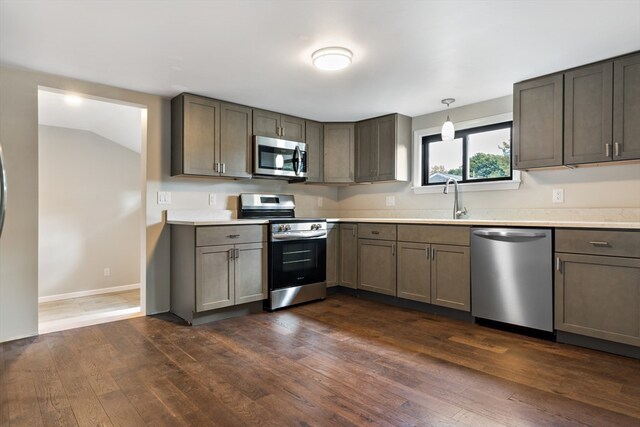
[294,145,301,176]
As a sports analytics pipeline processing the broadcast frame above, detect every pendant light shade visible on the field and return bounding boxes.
[441,98,455,141]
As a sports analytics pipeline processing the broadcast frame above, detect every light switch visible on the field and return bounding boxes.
[209,193,217,206]
[157,191,172,205]
[317,197,323,208]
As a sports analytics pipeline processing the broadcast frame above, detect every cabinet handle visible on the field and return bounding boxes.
[221,163,226,174]
[614,142,620,157]
[605,143,611,158]
[371,230,380,235]
[589,241,610,247]
[426,247,430,259]
[556,257,562,272]
[214,162,219,173]
[227,234,240,239]
[282,127,285,137]
[352,228,356,237]
[391,244,395,256]
[432,248,436,260]
[235,248,240,259]
[228,248,234,261]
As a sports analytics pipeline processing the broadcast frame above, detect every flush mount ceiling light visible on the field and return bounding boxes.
[441,98,456,141]
[311,47,353,71]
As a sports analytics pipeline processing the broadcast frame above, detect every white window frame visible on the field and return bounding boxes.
[412,112,520,194]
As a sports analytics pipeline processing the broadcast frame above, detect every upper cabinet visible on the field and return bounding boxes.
[172,94,252,178]
[305,120,324,183]
[513,74,563,169]
[324,123,355,183]
[514,51,640,170]
[253,109,305,142]
[355,114,411,183]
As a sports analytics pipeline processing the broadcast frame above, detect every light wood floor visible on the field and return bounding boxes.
[3,293,639,426]
[38,290,140,334]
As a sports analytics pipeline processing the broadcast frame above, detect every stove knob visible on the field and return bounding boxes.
[284,224,291,231]
[277,225,285,232]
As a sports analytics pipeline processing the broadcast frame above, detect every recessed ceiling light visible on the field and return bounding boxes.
[311,47,353,71]
[65,95,83,106]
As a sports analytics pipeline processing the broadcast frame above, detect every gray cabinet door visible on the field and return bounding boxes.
[613,53,640,161]
[195,245,234,312]
[181,95,220,176]
[555,253,640,346]
[376,115,397,181]
[234,242,267,304]
[564,62,613,164]
[431,244,470,311]
[355,118,376,182]
[339,224,358,289]
[220,102,252,178]
[305,120,324,182]
[326,223,339,287]
[397,242,431,303]
[324,123,355,183]
[253,109,280,139]
[358,239,396,296]
[281,114,305,142]
[513,74,563,169]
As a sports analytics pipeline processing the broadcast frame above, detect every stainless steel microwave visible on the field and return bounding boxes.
[253,136,307,179]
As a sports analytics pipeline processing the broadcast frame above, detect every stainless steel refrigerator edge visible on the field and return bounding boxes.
[471,228,553,332]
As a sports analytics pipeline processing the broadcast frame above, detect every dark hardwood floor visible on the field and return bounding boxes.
[1,293,639,426]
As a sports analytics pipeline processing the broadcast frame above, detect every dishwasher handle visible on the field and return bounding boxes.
[473,230,547,239]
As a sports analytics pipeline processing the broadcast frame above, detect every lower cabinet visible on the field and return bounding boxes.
[397,242,470,311]
[326,223,339,287]
[339,223,358,289]
[358,239,396,296]
[171,224,267,324]
[555,253,640,346]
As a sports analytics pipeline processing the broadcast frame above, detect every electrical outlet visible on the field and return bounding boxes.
[317,197,323,208]
[103,267,111,277]
[209,193,217,206]
[552,188,564,203]
[157,191,172,205]
[385,196,396,207]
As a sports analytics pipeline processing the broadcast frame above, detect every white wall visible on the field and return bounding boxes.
[38,125,141,297]
[338,96,640,221]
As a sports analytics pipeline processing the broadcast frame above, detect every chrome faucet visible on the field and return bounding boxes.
[443,178,468,219]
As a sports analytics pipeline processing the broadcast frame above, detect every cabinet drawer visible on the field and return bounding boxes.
[556,229,640,258]
[196,225,266,246]
[397,225,470,246]
[358,223,397,241]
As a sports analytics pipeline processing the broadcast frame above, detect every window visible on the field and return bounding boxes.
[422,122,512,186]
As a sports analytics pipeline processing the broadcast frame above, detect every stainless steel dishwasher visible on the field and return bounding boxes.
[471,228,553,332]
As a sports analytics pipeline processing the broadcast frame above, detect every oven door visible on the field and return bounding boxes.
[269,237,326,290]
[254,136,307,178]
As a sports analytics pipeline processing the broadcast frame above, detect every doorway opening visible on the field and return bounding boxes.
[37,88,147,334]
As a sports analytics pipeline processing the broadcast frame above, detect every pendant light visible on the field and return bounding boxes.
[441,98,455,141]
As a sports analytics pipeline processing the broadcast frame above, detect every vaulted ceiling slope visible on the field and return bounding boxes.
[1,0,639,121]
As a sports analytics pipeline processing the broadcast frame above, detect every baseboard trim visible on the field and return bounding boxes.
[38,283,140,303]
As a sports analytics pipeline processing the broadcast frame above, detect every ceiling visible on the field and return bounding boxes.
[38,89,143,153]
[2,1,639,121]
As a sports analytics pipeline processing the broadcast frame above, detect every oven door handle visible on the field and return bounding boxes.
[272,230,327,240]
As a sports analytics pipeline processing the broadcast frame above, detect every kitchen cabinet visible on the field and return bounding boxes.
[339,223,358,289]
[396,225,470,311]
[172,94,252,178]
[324,123,355,183]
[514,51,640,169]
[357,224,397,296]
[171,224,267,324]
[326,222,339,287]
[305,120,324,183]
[513,74,564,169]
[253,109,305,142]
[355,114,411,182]
[613,53,640,160]
[555,229,640,347]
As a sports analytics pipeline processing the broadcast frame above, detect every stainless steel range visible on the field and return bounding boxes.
[239,194,327,310]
